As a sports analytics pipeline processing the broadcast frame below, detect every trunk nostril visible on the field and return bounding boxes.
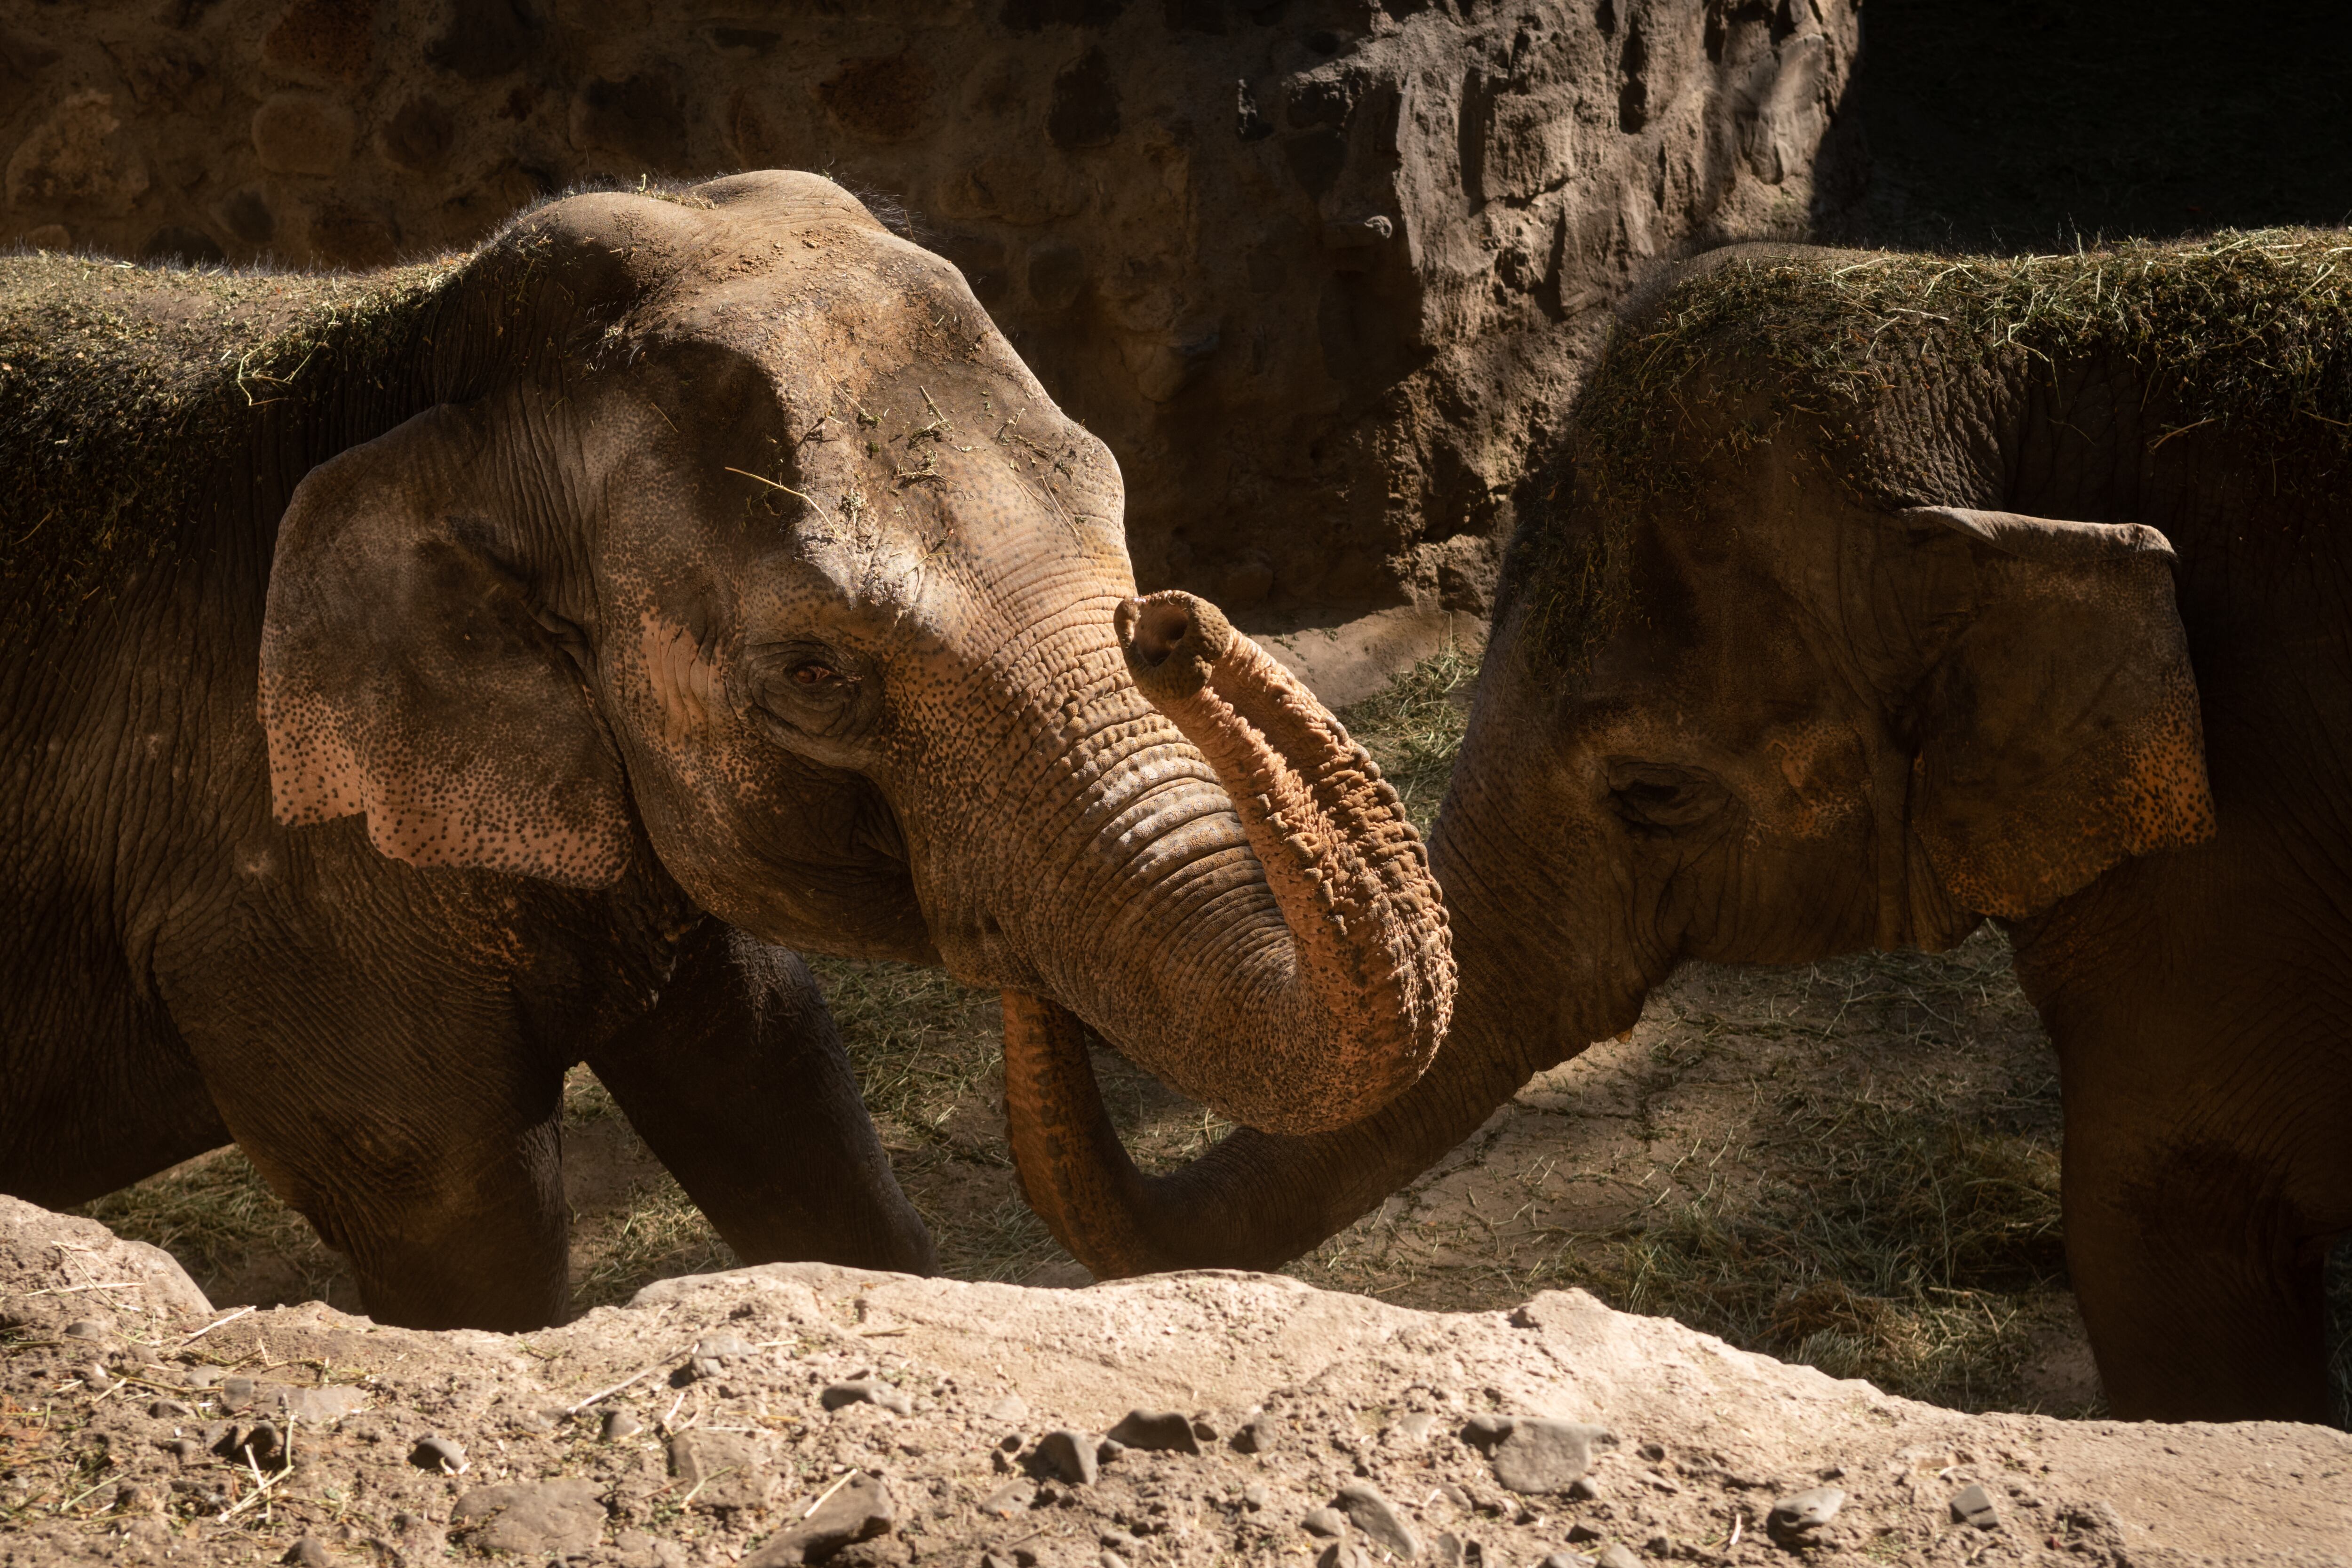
[1120,596,1193,668]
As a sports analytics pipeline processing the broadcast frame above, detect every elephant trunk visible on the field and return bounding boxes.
[993,591,1453,1142]
[1002,714,1651,1277]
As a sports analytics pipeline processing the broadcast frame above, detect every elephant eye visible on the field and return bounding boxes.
[791,661,840,687]
[1605,760,1728,832]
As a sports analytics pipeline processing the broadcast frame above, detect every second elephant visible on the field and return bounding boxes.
[1005,234,2352,1424]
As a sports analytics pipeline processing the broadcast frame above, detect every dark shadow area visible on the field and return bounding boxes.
[1840,0,2352,251]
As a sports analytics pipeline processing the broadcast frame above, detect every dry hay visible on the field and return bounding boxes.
[1509,228,2352,672]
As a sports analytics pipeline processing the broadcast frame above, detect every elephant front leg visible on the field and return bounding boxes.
[2062,1127,2335,1424]
[584,922,936,1277]
[175,966,574,1333]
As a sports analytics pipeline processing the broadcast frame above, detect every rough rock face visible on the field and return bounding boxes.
[0,0,1861,613]
[3,1198,2345,1567]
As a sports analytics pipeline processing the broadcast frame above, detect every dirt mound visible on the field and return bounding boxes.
[4,1197,2343,1568]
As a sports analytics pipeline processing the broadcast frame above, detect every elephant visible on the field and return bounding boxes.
[1000,234,2352,1424]
[0,171,1452,1331]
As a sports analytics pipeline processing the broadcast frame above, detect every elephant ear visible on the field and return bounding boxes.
[1902,505,2216,920]
[259,399,633,888]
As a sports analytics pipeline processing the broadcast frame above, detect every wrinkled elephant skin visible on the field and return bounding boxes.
[0,173,1450,1330]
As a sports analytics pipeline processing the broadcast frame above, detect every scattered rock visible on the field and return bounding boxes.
[1638,1441,1666,1462]
[1460,1413,1512,1448]
[1036,1429,1099,1485]
[1596,1547,1641,1568]
[669,1430,771,1511]
[408,1434,466,1473]
[1491,1420,1614,1495]
[1243,1483,1269,1510]
[987,1393,1029,1425]
[241,1421,285,1468]
[78,1363,111,1393]
[219,1376,255,1409]
[1107,1409,1201,1455]
[278,1385,367,1423]
[451,1477,608,1557]
[602,1407,644,1441]
[1394,1411,1438,1443]
[1538,1553,1594,1568]
[62,1319,107,1341]
[281,1537,331,1568]
[1951,1482,2000,1530]
[744,1472,892,1566]
[1767,1486,1845,1544]
[1568,1476,1601,1501]
[1232,1413,1279,1454]
[1335,1483,1422,1559]
[1302,1506,1349,1537]
[821,1378,913,1416]
[981,1480,1033,1518]
[696,1331,755,1359]
[1566,1521,1604,1543]
[1643,1533,1673,1555]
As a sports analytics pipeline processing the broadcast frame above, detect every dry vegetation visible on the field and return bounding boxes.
[75,646,2352,1425]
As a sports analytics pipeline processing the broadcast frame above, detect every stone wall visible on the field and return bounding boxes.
[0,0,1861,613]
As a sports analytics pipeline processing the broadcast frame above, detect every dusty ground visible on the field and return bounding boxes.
[4,1197,2347,1568]
[82,643,2341,1435]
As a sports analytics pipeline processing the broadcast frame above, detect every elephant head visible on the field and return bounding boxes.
[257,172,1451,1151]
[999,244,2219,1281]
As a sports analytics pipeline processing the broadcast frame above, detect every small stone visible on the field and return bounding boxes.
[1243,1484,1270,1511]
[220,1376,255,1409]
[744,1473,892,1566]
[1566,1521,1604,1543]
[1302,1506,1349,1537]
[242,1421,285,1467]
[1767,1487,1845,1543]
[1108,1409,1201,1454]
[1569,1476,1601,1501]
[821,1378,914,1416]
[186,1367,224,1389]
[981,1557,1015,1568]
[1336,1483,1421,1559]
[1643,1534,1673,1555]
[982,1480,1034,1518]
[669,1430,771,1511]
[163,1438,204,1462]
[696,1331,755,1360]
[1638,1441,1666,1462]
[1491,1420,1614,1495]
[282,1536,331,1568]
[602,1408,644,1442]
[63,1320,107,1341]
[1540,1554,1595,1568]
[987,1393,1029,1425]
[1317,1545,1375,1568]
[1095,1436,1127,1464]
[451,1477,608,1556]
[149,1399,194,1419]
[1191,1415,1221,1442]
[1232,1414,1279,1454]
[79,1362,112,1393]
[1101,1554,1129,1568]
[1395,1411,1438,1443]
[1951,1482,2000,1530]
[1459,1413,1513,1449]
[278,1386,368,1424]
[1596,1547,1641,1568]
[409,1434,467,1473]
[1036,1430,1099,1485]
